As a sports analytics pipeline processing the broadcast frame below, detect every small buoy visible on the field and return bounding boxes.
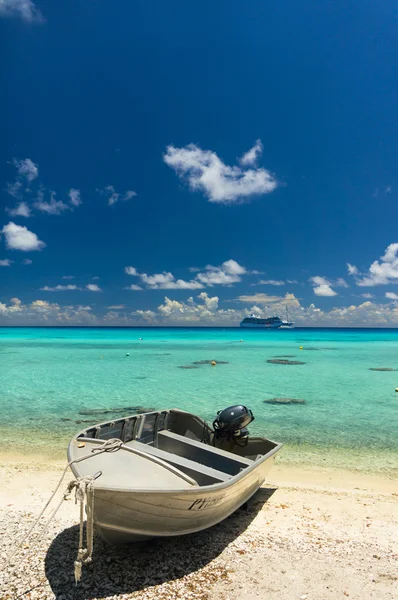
[139,338,143,341]
[395,388,398,392]
[211,360,217,366]
[299,346,303,350]
[126,353,130,357]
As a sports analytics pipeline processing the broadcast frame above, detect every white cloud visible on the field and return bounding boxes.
[335,278,349,288]
[163,142,277,203]
[62,275,75,280]
[347,263,358,276]
[126,259,250,290]
[360,293,373,299]
[1,222,46,251]
[97,186,137,206]
[353,243,398,286]
[6,158,39,201]
[125,264,206,289]
[386,292,398,300]
[69,189,82,207]
[22,258,32,265]
[140,272,204,290]
[34,191,70,215]
[12,158,39,182]
[0,259,13,266]
[309,276,337,297]
[41,285,80,291]
[125,284,143,291]
[313,284,337,297]
[239,139,263,167]
[0,0,44,22]
[6,202,31,218]
[237,292,297,304]
[86,284,102,292]
[196,259,246,286]
[257,279,285,286]
[108,305,126,310]
[5,292,398,327]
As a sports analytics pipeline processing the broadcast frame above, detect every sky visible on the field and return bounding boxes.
[1,0,398,326]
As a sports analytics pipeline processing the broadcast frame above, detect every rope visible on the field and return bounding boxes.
[0,437,124,581]
[67,476,95,584]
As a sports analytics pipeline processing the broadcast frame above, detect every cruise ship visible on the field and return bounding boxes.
[240,313,294,329]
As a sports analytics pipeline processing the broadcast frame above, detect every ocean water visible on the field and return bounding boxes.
[1,327,397,476]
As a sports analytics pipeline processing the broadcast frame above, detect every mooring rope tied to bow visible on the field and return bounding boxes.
[0,437,124,583]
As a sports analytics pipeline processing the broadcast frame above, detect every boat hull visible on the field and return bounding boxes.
[93,454,276,544]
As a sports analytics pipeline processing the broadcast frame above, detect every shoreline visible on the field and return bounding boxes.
[0,451,396,499]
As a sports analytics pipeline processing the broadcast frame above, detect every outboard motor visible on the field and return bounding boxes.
[213,405,254,443]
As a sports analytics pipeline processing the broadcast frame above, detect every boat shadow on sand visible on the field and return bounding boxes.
[44,487,276,599]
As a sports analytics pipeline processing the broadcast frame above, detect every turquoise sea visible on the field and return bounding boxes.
[1,327,397,476]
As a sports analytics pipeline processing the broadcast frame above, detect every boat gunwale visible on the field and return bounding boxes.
[67,409,283,495]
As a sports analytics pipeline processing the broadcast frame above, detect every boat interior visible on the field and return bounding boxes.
[72,410,279,489]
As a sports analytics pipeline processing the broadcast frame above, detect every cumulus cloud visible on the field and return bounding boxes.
[68,189,82,207]
[239,139,263,167]
[257,279,285,286]
[86,284,102,292]
[196,259,246,286]
[22,258,32,265]
[140,272,204,290]
[0,258,13,266]
[309,276,348,297]
[125,259,248,289]
[385,292,398,300]
[0,0,44,22]
[34,191,70,215]
[1,222,46,251]
[125,284,143,291]
[6,158,39,201]
[236,292,298,305]
[163,141,277,203]
[352,243,398,286]
[6,202,31,218]
[62,275,75,280]
[309,276,337,297]
[41,285,80,292]
[4,292,398,327]
[97,186,137,206]
[6,159,81,217]
[125,265,204,290]
[347,263,358,276]
[12,158,39,182]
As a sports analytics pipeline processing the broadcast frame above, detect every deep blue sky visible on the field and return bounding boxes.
[1,0,398,325]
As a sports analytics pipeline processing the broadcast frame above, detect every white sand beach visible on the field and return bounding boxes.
[1,455,397,600]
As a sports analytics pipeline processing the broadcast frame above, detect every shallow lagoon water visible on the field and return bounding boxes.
[1,327,397,475]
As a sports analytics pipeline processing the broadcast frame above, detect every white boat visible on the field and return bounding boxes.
[240,307,294,329]
[67,406,282,545]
